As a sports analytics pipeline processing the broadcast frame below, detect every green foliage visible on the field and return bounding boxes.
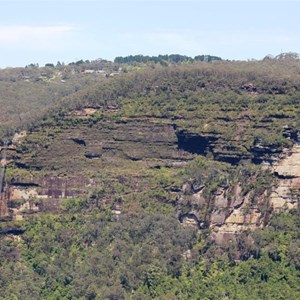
[0,212,196,299]
[61,197,89,213]
[185,156,230,195]
[235,164,275,199]
[1,56,300,299]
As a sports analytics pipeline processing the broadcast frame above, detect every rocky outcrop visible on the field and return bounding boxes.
[12,131,27,144]
[251,141,283,165]
[1,176,90,220]
[270,145,300,210]
[177,143,300,245]
[177,181,270,244]
[68,108,97,118]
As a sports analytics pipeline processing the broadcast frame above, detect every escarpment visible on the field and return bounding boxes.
[3,58,300,300]
[0,60,299,254]
[0,110,298,239]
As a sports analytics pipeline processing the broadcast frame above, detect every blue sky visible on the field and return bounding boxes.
[0,1,300,67]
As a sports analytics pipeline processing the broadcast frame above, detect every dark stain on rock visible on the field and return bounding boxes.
[176,131,213,155]
[39,176,89,199]
[85,152,101,159]
[0,227,25,235]
[70,137,86,146]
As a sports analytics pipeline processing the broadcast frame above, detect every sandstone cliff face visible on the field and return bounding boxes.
[178,181,270,244]
[270,145,300,210]
[1,176,90,220]
[0,119,191,219]
[0,114,299,239]
[178,143,300,245]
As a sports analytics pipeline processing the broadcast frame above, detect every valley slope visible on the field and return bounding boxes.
[0,56,300,299]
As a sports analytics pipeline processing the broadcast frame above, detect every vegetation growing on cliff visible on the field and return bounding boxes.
[0,53,300,299]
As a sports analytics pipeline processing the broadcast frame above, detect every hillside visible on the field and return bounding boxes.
[0,55,300,299]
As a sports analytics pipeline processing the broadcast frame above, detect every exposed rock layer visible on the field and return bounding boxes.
[0,116,299,241]
[270,145,300,210]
